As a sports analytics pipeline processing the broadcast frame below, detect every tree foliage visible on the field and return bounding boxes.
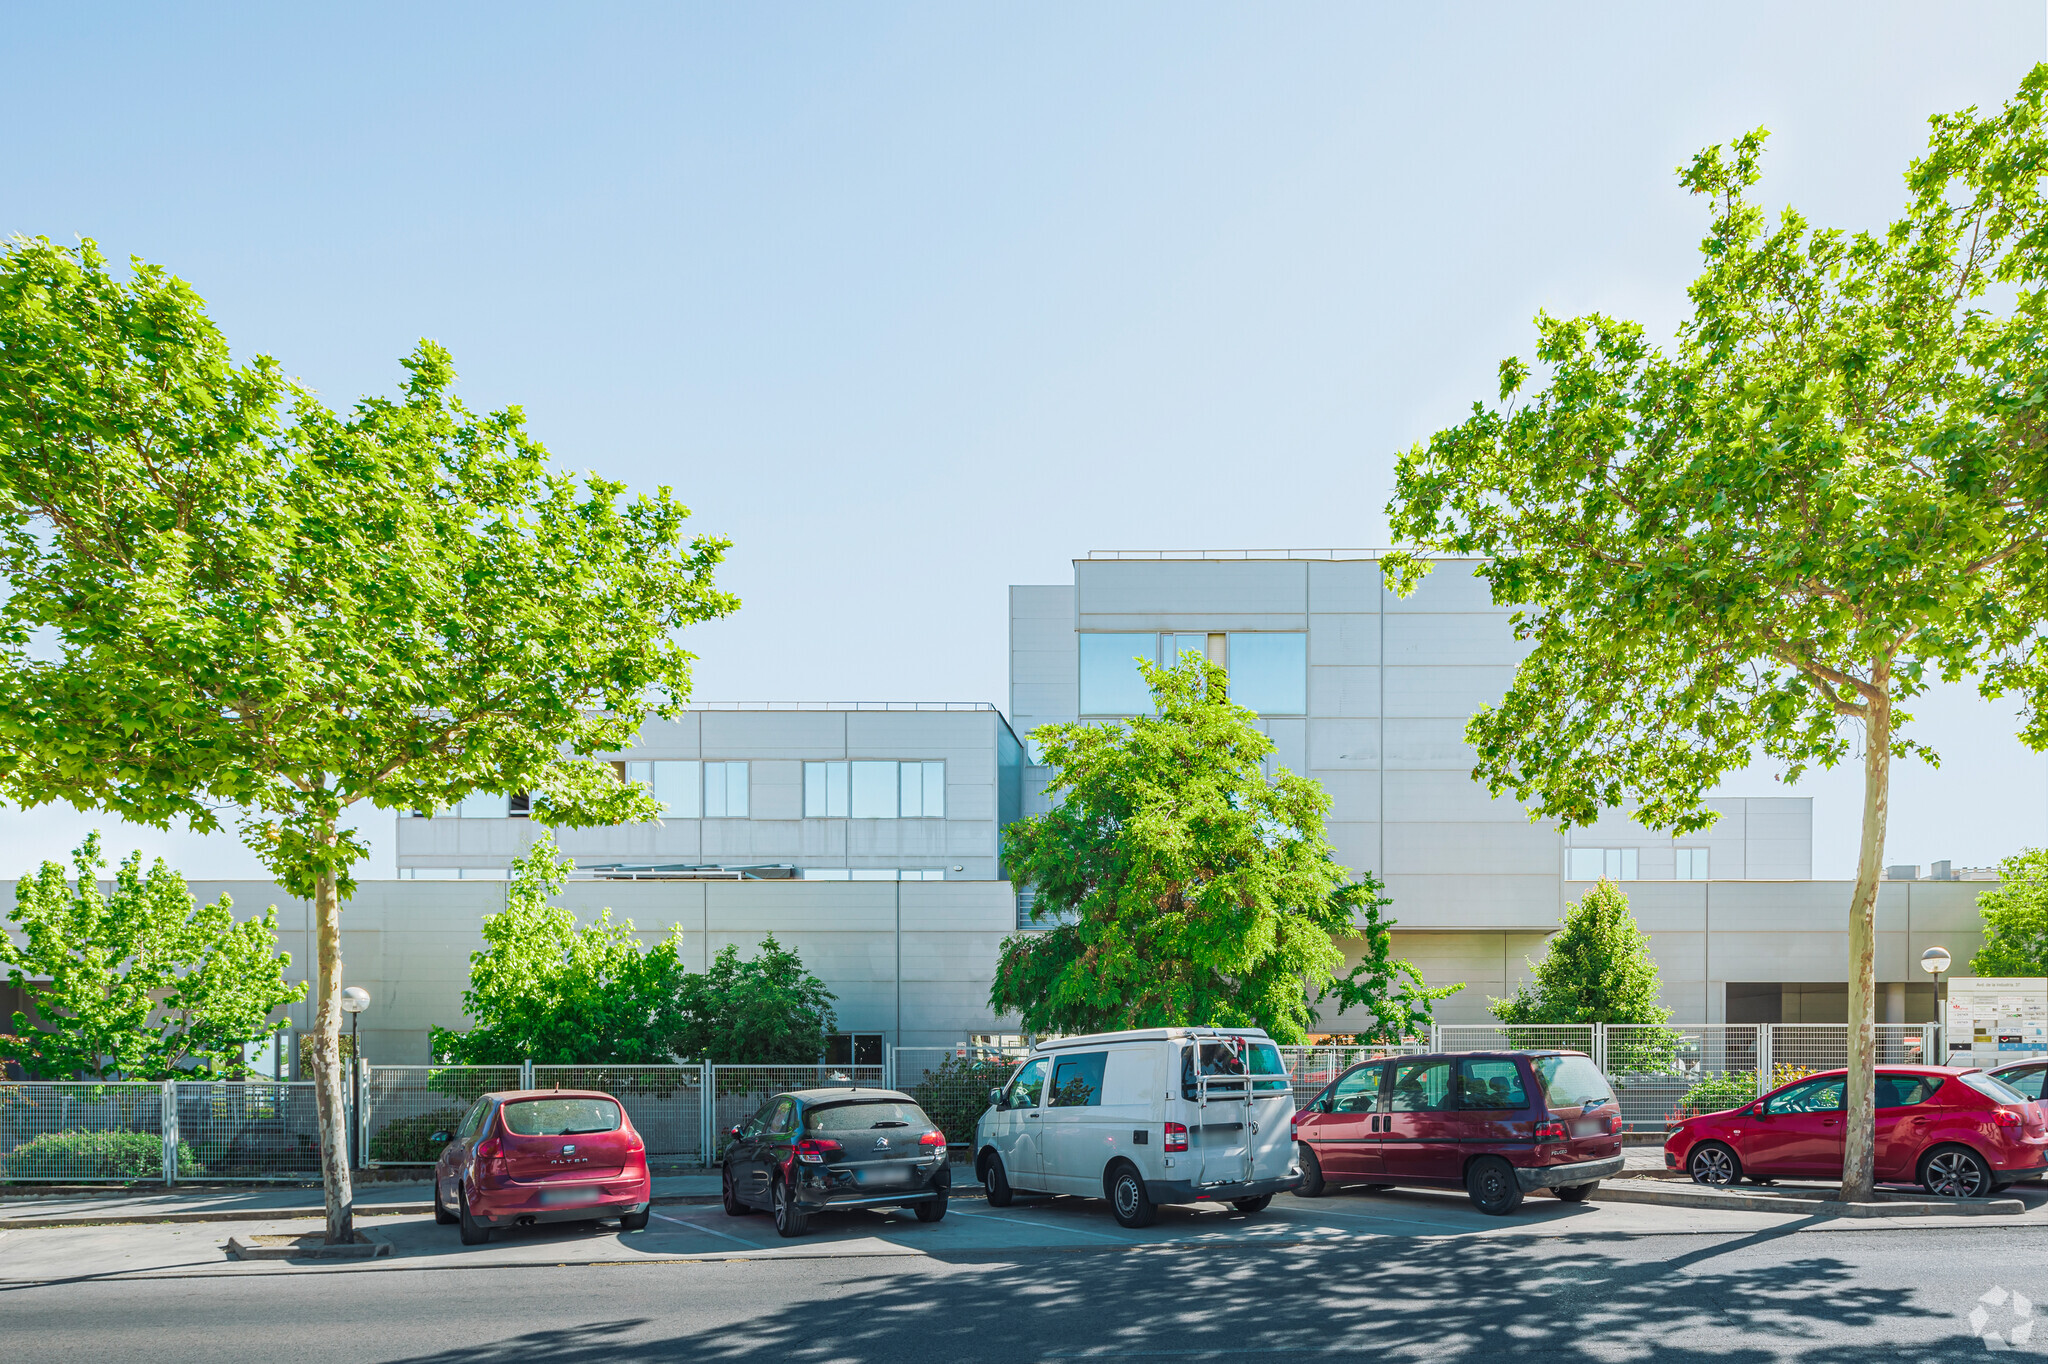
[0,237,735,1237]
[672,936,838,1065]
[431,835,691,1066]
[1492,881,1670,1028]
[1970,848,2048,976]
[991,655,1456,1045]
[0,833,301,1080]
[1385,69,2048,1199]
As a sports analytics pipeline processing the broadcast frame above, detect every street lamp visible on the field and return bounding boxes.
[340,987,370,1169]
[1921,948,1951,1063]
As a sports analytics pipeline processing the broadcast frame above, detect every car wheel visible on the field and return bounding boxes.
[433,1181,458,1226]
[722,1163,751,1217]
[1554,1181,1598,1203]
[1108,1162,1156,1228]
[1465,1157,1524,1216]
[1296,1143,1328,1198]
[620,1208,650,1232]
[458,1186,491,1246]
[772,1177,809,1238]
[915,1191,948,1223]
[1922,1145,1994,1199]
[1687,1141,1742,1187]
[982,1152,1015,1208]
[1232,1194,1273,1214]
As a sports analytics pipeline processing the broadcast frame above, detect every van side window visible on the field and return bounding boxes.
[1049,1053,1107,1107]
[1387,1059,1455,1113]
[1457,1059,1529,1111]
[1006,1056,1051,1110]
[1329,1065,1383,1114]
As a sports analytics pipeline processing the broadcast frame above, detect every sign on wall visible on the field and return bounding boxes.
[1946,978,2048,1067]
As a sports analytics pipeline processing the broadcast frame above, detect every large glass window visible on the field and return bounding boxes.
[454,790,508,818]
[804,761,849,817]
[851,761,898,817]
[1049,1052,1107,1107]
[827,760,945,818]
[626,759,702,817]
[1078,633,1157,714]
[1329,1064,1383,1114]
[1387,1059,1456,1113]
[1568,847,1638,881]
[1226,633,1307,714]
[703,761,749,818]
[1675,847,1709,880]
[1458,1059,1530,1111]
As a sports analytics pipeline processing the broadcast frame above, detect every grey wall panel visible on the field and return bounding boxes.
[1325,821,1381,876]
[700,710,848,756]
[1308,718,1380,769]
[1383,719,1479,769]
[1384,821,1560,876]
[1745,838,1814,879]
[1311,770,1382,822]
[1383,613,1525,666]
[1309,665,1380,718]
[1609,881,1708,931]
[1307,559,1383,614]
[619,714,701,758]
[1076,560,1308,619]
[1380,873,1564,927]
[1384,560,1502,613]
[1383,770,1541,824]
[1308,613,1381,667]
[751,760,803,821]
[1384,665,1518,719]
[1011,684,1077,724]
[1261,716,1307,776]
[1011,648,1077,686]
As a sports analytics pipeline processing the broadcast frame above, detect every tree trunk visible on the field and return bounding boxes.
[1840,693,1891,1203]
[309,854,355,1243]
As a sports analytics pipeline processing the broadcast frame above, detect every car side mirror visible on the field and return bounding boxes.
[989,1087,1003,1109]
[429,1130,452,1145]
[727,1125,744,1141]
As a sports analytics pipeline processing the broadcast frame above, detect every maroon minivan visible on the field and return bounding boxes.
[1291,1050,1623,1215]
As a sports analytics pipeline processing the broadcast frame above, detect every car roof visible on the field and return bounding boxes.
[1031,1027,1277,1052]
[481,1089,621,1102]
[782,1087,916,1104]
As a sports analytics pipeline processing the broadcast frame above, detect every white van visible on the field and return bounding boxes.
[972,1028,1300,1227]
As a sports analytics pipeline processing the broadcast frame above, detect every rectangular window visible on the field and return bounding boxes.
[703,761,748,817]
[1675,847,1709,880]
[1161,633,1208,665]
[1568,847,1638,880]
[804,761,850,817]
[1457,1058,1530,1111]
[1078,633,1157,715]
[1226,633,1307,714]
[455,790,508,819]
[895,760,945,818]
[627,760,702,817]
[824,1033,884,1067]
[1387,1059,1456,1113]
[923,760,945,817]
[803,868,851,881]
[850,760,897,817]
[1049,1052,1107,1107]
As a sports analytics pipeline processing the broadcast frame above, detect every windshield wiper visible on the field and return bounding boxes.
[870,1120,910,1128]
[560,1126,614,1135]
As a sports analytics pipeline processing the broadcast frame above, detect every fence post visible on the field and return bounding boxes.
[1592,1023,1606,1073]
[1429,1024,1441,1052]
[884,1045,896,1092]
[161,1079,178,1186]
[701,1061,714,1166]
[520,1059,535,1090]
[1757,1025,1773,1099]
[1921,1021,1937,1065]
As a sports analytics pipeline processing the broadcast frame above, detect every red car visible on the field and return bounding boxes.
[1292,1050,1624,1215]
[431,1089,653,1244]
[1664,1065,2048,1198]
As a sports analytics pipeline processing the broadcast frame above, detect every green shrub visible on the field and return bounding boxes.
[368,1109,464,1164]
[4,1129,199,1179]
[907,1057,1015,1150]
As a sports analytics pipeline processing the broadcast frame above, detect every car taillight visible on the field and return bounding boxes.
[1995,1109,2024,1129]
[474,1136,502,1161]
[919,1130,946,1147]
[1290,1110,1304,1139]
[626,1131,646,1154]
[1164,1122,1189,1153]
[795,1138,844,1164]
[1534,1121,1567,1142]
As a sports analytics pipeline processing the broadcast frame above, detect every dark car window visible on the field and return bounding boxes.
[1458,1059,1530,1111]
[1329,1064,1383,1114]
[740,1098,775,1140]
[807,1101,930,1132]
[1766,1076,1846,1115]
[766,1098,798,1136]
[1050,1053,1108,1107]
[1876,1074,1941,1108]
[1998,1067,2048,1101]
[1006,1057,1051,1110]
[1531,1055,1613,1109]
[1387,1060,1455,1113]
[501,1097,621,1136]
[457,1098,492,1143]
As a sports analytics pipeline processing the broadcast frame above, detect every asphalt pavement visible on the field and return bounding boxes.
[5,1183,2048,1360]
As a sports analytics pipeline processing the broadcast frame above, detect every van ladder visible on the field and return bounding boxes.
[1188,1030,1255,1190]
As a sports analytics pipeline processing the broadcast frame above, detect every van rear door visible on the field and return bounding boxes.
[1245,1041,1296,1184]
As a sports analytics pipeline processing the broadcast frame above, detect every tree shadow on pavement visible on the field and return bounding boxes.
[381,1220,1976,1363]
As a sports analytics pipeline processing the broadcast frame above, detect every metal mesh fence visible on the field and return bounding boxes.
[1604,1026,1760,1133]
[363,1064,520,1166]
[1766,1024,1931,1077]
[530,1065,704,1164]
[174,1081,323,1180]
[1435,1024,1599,1058]
[0,1082,169,1183]
[891,1047,1025,1151]
[1277,1044,1429,1108]
[707,1065,885,1160]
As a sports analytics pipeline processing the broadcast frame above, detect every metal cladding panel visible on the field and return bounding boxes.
[1384,665,1518,719]
[1010,584,1075,623]
[1383,769,1536,824]
[1606,881,1710,931]
[698,710,850,757]
[1380,874,1565,927]
[700,820,802,860]
[798,820,848,856]
[705,881,898,932]
[750,760,803,821]
[1260,717,1306,775]
[1745,838,1813,879]
[1384,560,1503,613]
[1384,821,1560,877]
[1307,559,1383,613]
[1308,718,1379,769]
[1906,880,1997,932]
[844,710,992,757]
[553,822,704,862]
[1308,613,1381,667]
[1309,665,1380,718]
[1012,647,1077,687]
[1324,821,1380,876]
[899,881,1016,932]
[1012,683,1077,723]
[846,820,950,857]
[619,713,701,758]
[1312,770,1382,822]
[1382,718,1476,769]
[1383,612,1527,666]
[1076,559,1308,620]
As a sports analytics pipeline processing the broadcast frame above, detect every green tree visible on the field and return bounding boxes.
[675,936,838,1064]
[0,833,301,1080]
[431,834,691,1065]
[0,238,735,1239]
[1386,71,2048,1198]
[992,655,1456,1045]
[1970,848,2048,976]
[1492,880,1678,1072]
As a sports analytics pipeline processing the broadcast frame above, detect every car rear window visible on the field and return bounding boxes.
[1961,1071,2030,1105]
[501,1097,621,1136]
[1997,1067,2048,1101]
[806,1101,930,1133]
[1532,1055,1613,1109]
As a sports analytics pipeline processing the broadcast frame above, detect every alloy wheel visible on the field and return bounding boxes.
[1690,1145,1737,1186]
[1925,1150,1988,1198]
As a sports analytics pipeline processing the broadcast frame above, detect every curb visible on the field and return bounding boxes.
[0,1192,721,1230]
[1596,1181,2024,1217]
[226,1232,393,1260]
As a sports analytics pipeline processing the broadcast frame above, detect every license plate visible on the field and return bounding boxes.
[857,1167,913,1187]
[1571,1119,1605,1138]
[538,1188,600,1207]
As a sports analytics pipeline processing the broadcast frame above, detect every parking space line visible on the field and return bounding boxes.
[1269,1203,1478,1231]
[650,1211,768,1249]
[945,1208,1133,1243]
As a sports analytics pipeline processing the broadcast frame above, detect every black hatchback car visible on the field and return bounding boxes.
[720,1087,951,1237]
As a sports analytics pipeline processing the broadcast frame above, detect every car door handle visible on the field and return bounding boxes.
[1025,1112,1040,1119]
[1822,1119,1840,1128]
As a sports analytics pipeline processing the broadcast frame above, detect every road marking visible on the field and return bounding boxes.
[1271,1203,1476,1231]
[946,1208,1132,1243]
[650,1211,766,1249]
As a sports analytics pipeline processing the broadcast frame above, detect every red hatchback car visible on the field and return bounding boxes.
[1293,1050,1624,1215]
[1665,1066,2048,1198]
[431,1089,653,1244]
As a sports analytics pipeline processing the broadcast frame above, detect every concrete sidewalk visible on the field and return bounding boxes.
[0,1173,722,1227]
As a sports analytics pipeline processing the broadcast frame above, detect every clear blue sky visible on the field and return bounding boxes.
[3,3,2044,880]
